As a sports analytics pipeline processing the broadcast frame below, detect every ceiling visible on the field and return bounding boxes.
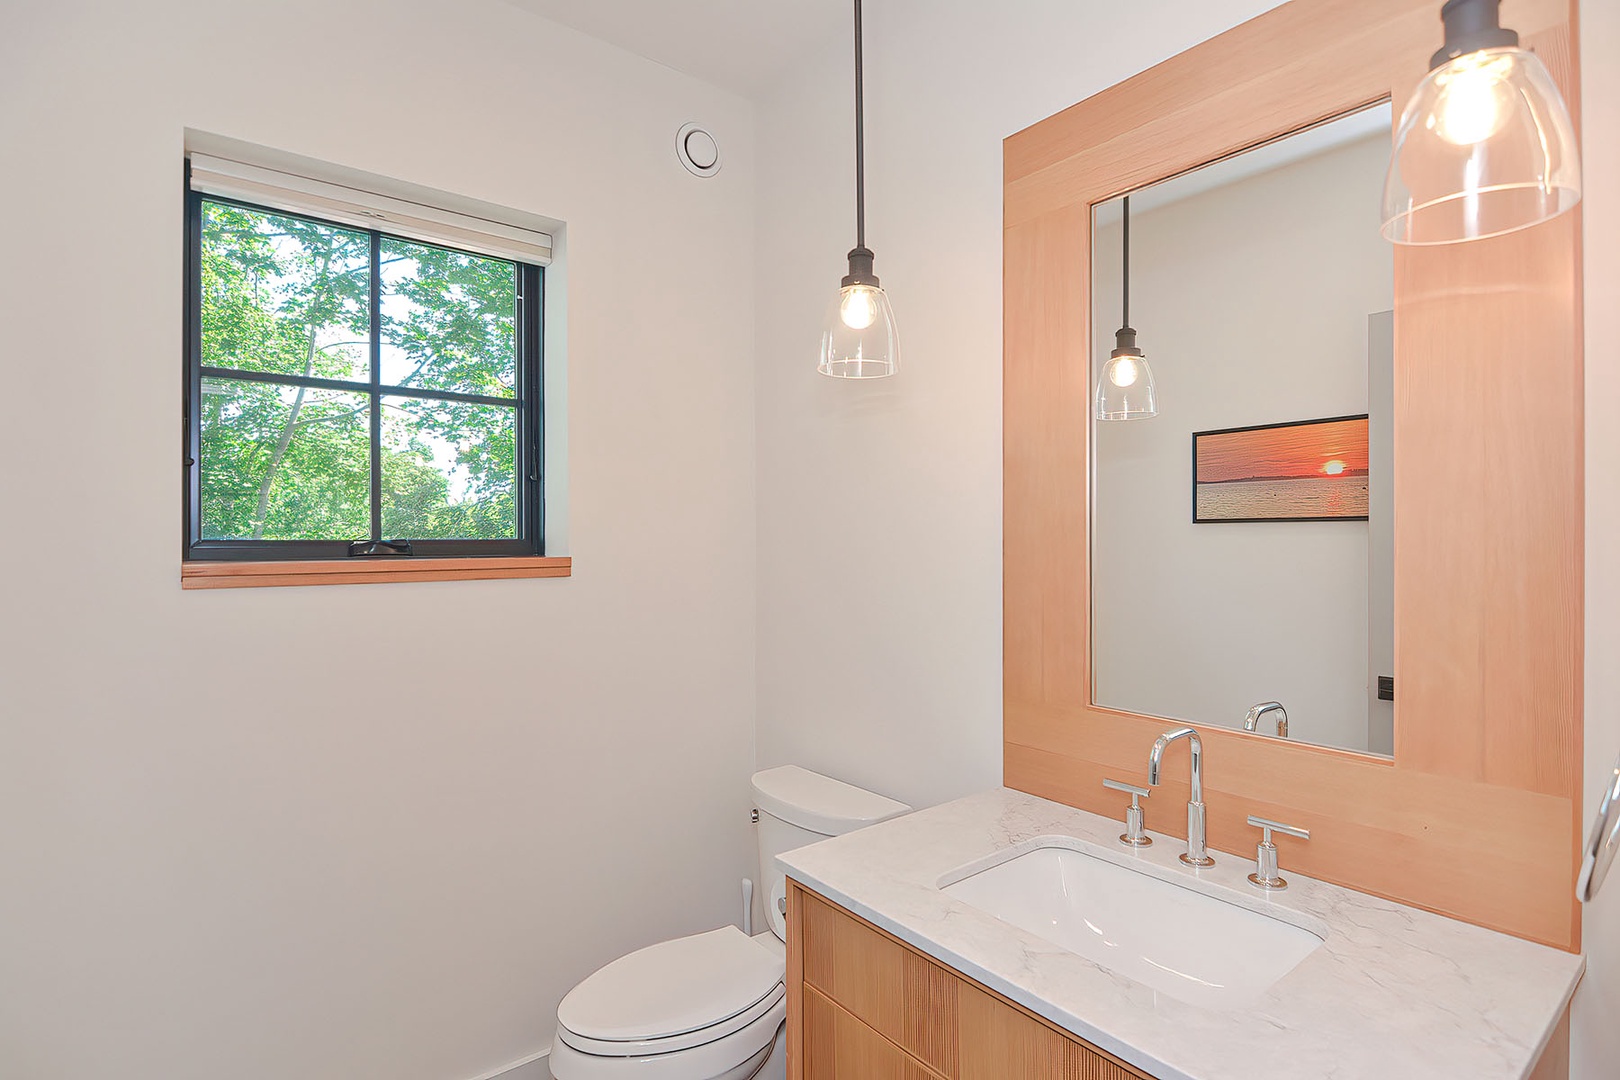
[501,0,848,97]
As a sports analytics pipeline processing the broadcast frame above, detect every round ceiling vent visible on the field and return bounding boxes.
[676,122,721,178]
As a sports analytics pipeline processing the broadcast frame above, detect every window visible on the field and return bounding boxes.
[183,186,545,563]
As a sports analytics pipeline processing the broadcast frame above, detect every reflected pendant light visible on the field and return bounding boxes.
[818,0,899,379]
[1095,196,1158,421]
[1382,0,1581,245]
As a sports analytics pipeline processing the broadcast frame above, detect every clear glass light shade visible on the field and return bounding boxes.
[1095,352,1158,421]
[1382,47,1581,244]
[819,284,899,379]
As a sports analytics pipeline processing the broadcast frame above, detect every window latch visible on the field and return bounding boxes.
[348,539,414,558]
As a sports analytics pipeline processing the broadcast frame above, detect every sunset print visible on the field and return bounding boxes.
[1193,415,1370,522]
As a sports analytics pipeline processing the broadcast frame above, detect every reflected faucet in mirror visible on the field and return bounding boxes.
[1148,726,1215,868]
[1243,701,1289,738]
[1089,100,1396,757]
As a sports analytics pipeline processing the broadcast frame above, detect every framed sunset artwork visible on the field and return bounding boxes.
[1192,414,1370,523]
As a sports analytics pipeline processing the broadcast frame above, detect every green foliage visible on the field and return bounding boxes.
[380,236,516,396]
[381,398,516,540]
[200,382,371,540]
[196,201,521,542]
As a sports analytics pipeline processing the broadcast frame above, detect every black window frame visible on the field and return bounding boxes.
[182,182,545,563]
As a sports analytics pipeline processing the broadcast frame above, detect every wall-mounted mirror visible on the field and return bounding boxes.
[1090,102,1395,756]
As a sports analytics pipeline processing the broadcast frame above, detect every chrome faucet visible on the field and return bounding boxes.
[1243,701,1289,738]
[1148,726,1215,867]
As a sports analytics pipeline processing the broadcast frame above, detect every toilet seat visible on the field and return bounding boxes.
[557,984,784,1057]
[551,926,787,1080]
[550,1005,781,1080]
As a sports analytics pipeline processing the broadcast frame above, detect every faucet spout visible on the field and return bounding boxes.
[1149,726,1203,803]
[1243,701,1289,739]
[1147,726,1214,868]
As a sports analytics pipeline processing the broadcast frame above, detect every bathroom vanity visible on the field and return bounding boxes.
[781,790,1584,1080]
[780,0,1592,1073]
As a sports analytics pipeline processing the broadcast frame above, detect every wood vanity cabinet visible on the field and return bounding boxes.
[787,881,1155,1080]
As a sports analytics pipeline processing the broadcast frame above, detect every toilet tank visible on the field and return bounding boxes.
[751,765,910,940]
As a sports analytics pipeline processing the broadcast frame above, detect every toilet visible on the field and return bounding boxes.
[549,766,910,1080]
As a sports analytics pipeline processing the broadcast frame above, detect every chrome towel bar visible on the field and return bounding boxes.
[1578,750,1620,903]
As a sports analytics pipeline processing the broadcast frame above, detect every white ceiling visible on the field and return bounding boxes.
[500,0,848,97]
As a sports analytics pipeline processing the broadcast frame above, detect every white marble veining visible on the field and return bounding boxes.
[779,788,1585,1080]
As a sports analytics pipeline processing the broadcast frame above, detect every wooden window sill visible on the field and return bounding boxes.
[181,556,572,590]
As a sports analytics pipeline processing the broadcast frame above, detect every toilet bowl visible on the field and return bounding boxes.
[551,927,786,1080]
[549,767,909,1080]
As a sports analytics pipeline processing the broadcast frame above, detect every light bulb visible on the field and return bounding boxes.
[821,282,899,378]
[840,286,878,330]
[1109,356,1140,388]
[1432,54,1513,146]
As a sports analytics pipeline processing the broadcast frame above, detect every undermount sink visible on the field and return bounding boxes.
[941,843,1324,1009]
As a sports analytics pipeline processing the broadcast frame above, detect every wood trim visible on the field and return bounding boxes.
[1003,0,1584,950]
[787,881,806,1080]
[180,556,572,590]
[958,980,1151,1080]
[798,887,959,1076]
[802,987,947,1080]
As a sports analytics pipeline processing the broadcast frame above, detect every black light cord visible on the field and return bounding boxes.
[854,0,866,250]
[1122,195,1131,330]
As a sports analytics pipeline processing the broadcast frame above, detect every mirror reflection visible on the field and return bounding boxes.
[1090,103,1396,755]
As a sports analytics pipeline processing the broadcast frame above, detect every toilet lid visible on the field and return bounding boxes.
[557,926,786,1043]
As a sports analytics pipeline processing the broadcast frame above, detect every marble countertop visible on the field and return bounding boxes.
[779,788,1584,1080]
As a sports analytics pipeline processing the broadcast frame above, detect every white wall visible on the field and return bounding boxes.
[1089,134,1393,753]
[0,3,756,1079]
[752,0,1289,814]
[1574,1,1620,1076]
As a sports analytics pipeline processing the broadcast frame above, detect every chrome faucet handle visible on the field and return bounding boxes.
[1246,815,1311,890]
[1103,778,1152,847]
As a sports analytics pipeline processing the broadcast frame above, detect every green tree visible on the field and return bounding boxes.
[197,202,521,543]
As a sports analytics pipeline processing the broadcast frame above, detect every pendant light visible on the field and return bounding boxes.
[1382,0,1581,245]
[818,0,899,379]
[1096,196,1158,421]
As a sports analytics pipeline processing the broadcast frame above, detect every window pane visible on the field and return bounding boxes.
[380,238,517,398]
[380,396,517,540]
[200,201,371,383]
[200,379,372,540]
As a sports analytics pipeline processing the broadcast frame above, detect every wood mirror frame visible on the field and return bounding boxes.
[1003,0,1583,949]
